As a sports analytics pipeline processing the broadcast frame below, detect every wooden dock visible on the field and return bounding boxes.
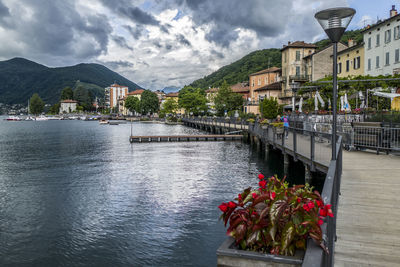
[129,134,243,143]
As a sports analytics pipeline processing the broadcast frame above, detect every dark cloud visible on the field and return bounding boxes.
[176,34,191,46]
[102,60,134,69]
[0,0,10,26]
[211,50,224,59]
[123,24,144,39]
[112,35,133,51]
[152,40,162,48]
[165,44,173,50]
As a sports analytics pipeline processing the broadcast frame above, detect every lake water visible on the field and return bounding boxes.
[0,119,309,266]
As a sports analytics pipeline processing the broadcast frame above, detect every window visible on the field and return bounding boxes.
[376,34,380,46]
[368,58,371,70]
[258,78,261,86]
[385,52,390,65]
[394,25,400,40]
[395,49,399,63]
[265,76,268,85]
[376,56,380,68]
[385,29,391,43]
[284,52,287,63]
[338,63,342,74]
[354,56,361,69]
[346,60,350,72]
[368,37,371,49]
[252,78,255,87]
[296,51,301,61]
[295,66,300,76]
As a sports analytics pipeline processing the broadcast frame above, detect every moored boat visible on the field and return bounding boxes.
[5,116,22,121]
[99,119,109,125]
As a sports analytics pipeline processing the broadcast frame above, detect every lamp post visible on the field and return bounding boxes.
[315,7,355,160]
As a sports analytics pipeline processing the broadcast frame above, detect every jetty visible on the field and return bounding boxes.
[129,134,243,143]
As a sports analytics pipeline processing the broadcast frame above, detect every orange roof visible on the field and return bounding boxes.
[254,82,281,91]
[231,83,249,93]
[249,67,281,76]
[281,41,316,51]
[128,89,145,95]
[110,83,128,88]
[166,92,179,97]
[61,99,78,103]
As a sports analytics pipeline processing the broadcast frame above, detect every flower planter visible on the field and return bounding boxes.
[217,237,304,267]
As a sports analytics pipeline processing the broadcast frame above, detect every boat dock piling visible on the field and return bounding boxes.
[129,134,243,143]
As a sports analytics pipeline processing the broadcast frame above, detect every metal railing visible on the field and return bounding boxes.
[182,116,342,267]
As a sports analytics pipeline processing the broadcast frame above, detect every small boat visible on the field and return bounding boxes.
[99,119,109,125]
[109,121,119,125]
[35,115,49,121]
[5,116,21,121]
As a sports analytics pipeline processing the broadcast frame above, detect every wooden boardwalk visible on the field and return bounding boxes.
[335,151,400,266]
[129,134,243,143]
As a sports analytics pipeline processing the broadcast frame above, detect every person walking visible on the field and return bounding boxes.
[282,113,289,139]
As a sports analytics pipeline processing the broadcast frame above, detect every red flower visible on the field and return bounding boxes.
[252,193,258,199]
[259,180,267,188]
[307,201,315,210]
[297,197,302,203]
[238,194,242,202]
[252,211,258,216]
[319,209,327,217]
[218,203,228,212]
[318,219,324,226]
[258,173,265,180]
[303,204,310,212]
[316,200,324,207]
[228,201,237,209]
[319,204,334,218]
[270,192,276,200]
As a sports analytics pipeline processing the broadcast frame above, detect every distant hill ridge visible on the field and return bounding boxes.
[0,57,142,104]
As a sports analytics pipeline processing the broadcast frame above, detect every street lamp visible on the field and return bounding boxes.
[315,7,355,160]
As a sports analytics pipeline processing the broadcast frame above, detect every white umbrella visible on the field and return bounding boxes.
[344,93,351,112]
[328,98,331,110]
[314,92,318,111]
[292,96,295,111]
[299,97,303,113]
[340,96,344,111]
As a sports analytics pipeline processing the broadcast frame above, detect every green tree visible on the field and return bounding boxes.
[29,93,45,115]
[73,86,92,111]
[214,81,243,116]
[178,86,208,115]
[60,87,74,100]
[260,97,279,120]
[161,97,179,114]
[125,96,141,114]
[49,103,60,114]
[140,90,159,115]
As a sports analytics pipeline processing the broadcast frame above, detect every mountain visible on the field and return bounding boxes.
[162,86,181,94]
[0,57,142,104]
[314,29,363,50]
[189,48,281,90]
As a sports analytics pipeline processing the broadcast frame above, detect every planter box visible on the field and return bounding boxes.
[217,237,304,267]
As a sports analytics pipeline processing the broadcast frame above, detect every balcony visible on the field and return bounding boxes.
[289,75,310,82]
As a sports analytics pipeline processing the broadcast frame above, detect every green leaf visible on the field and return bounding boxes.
[269,224,277,242]
[246,230,260,246]
[281,222,295,254]
[270,200,287,226]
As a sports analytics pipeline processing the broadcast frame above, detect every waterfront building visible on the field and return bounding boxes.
[303,43,348,81]
[60,99,78,113]
[245,67,281,114]
[363,5,400,76]
[337,40,365,78]
[105,84,129,109]
[280,41,316,103]
[118,89,144,115]
[205,87,219,112]
[164,92,185,114]
[154,90,166,103]
[231,82,250,100]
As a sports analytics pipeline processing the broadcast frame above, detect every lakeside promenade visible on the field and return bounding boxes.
[335,151,400,266]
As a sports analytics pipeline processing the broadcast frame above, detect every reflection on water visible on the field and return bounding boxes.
[0,119,311,266]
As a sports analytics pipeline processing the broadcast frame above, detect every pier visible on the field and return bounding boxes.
[129,134,243,143]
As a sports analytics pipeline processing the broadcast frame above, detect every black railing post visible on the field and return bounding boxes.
[310,131,315,171]
[293,128,297,160]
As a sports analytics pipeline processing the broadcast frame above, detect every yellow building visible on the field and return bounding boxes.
[337,41,364,78]
[281,41,316,103]
[118,89,144,115]
[164,92,185,115]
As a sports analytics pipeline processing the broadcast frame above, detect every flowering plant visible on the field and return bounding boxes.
[218,174,333,256]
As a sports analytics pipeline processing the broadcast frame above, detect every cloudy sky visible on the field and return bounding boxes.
[0,0,398,90]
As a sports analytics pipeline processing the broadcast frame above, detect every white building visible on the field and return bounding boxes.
[105,83,129,109]
[60,100,78,113]
[363,5,400,76]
